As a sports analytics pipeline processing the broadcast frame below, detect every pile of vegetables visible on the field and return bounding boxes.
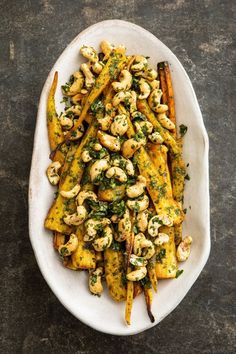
[44,40,192,325]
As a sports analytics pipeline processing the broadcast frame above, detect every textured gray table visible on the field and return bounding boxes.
[1,1,235,353]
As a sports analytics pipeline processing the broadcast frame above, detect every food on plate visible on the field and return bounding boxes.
[44,40,192,325]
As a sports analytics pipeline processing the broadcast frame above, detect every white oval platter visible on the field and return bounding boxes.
[29,20,210,335]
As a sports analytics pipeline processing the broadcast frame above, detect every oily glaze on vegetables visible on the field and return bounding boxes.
[44,40,192,325]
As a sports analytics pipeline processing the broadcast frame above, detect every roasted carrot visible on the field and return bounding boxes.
[133,282,143,298]
[124,111,184,225]
[53,232,65,250]
[144,288,155,323]
[158,61,186,244]
[163,61,176,132]
[44,121,98,234]
[137,99,180,155]
[147,260,158,292]
[158,62,168,105]
[125,279,134,325]
[47,72,64,151]
[125,211,135,273]
[125,211,135,325]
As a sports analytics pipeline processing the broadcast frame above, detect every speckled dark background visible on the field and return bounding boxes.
[0,0,235,353]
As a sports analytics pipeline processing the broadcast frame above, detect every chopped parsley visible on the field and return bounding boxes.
[185,174,190,180]
[179,124,188,137]
[88,200,109,218]
[110,200,126,217]
[90,100,104,116]
[156,248,166,263]
[90,274,98,286]
[110,240,124,252]
[175,269,184,278]
[61,75,74,93]
[132,77,140,91]
[60,96,72,109]
[140,276,152,289]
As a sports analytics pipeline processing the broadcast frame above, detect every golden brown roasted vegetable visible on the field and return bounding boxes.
[171,142,186,245]
[104,249,127,302]
[125,279,134,325]
[59,143,78,187]
[137,99,180,155]
[163,62,176,133]
[147,262,158,292]
[133,282,143,298]
[47,72,64,151]
[71,226,96,269]
[158,61,176,136]
[53,232,65,250]
[98,184,126,202]
[171,141,186,203]
[123,107,184,225]
[144,287,155,323]
[147,143,173,199]
[155,226,177,278]
[158,62,186,244]
[44,121,98,234]
[157,62,168,105]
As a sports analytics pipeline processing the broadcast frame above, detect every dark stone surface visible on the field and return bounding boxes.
[0,0,235,353]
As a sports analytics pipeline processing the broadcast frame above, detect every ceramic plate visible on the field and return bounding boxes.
[29,20,210,335]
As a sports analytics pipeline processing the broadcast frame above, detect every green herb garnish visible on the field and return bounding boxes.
[175,269,184,278]
[156,249,166,263]
[179,124,188,137]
